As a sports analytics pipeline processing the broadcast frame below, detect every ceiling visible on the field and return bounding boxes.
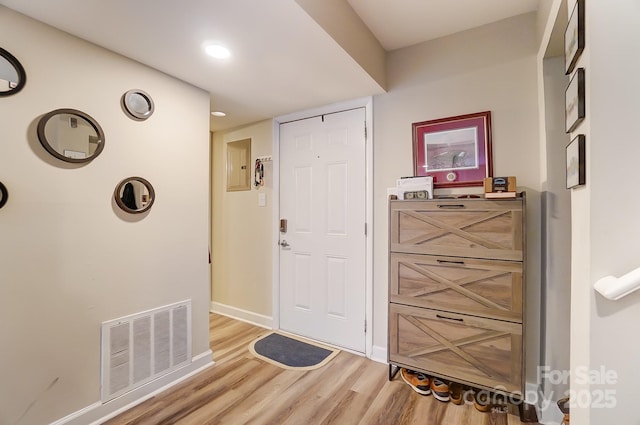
[0,0,539,131]
[347,0,538,51]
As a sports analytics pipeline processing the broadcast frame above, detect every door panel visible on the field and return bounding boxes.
[294,253,312,310]
[327,256,347,317]
[279,108,366,352]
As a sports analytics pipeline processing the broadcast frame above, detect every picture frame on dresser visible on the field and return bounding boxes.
[565,68,585,133]
[565,0,585,75]
[566,134,586,189]
[412,111,493,189]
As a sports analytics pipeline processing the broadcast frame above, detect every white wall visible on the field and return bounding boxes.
[539,55,571,423]
[537,0,557,46]
[539,1,640,423]
[295,0,387,90]
[372,12,541,382]
[0,55,19,82]
[581,0,640,422]
[0,7,211,425]
[211,120,274,323]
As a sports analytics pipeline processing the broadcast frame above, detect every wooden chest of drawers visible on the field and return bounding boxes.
[388,195,526,395]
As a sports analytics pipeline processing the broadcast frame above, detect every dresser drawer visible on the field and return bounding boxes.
[388,304,523,394]
[390,253,522,322]
[389,199,524,261]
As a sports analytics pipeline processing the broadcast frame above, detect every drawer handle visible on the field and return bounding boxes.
[437,204,465,209]
[437,259,465,265]
[436,314,464,322]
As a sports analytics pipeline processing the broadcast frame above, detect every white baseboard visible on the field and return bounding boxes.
[370,345,387,364]
[50,350,214,425]
[210,301,273,329]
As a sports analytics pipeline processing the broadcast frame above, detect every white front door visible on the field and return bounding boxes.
[279,108,366,353]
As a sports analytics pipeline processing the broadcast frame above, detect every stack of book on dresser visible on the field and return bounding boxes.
[483,176,517,198]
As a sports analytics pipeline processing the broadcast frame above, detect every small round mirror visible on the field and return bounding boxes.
[0,181,8,209]
[37,108,105,163]
[0,47,26,97]
[114,177,155,214]
[122,89,154,121]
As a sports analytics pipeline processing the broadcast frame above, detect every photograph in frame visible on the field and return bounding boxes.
[565,68,585,133]
[565,0,585,75]
[412,111,492,188]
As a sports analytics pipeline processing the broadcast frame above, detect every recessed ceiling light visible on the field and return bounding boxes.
[211,111,226,117]
[204,44,230,59]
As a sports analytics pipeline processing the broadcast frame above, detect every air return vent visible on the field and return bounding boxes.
[101,300,191,402]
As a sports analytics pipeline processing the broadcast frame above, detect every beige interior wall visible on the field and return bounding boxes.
[537,0,557,45]
[0,7,211,425]
[372,12,541,381]
[211,120,273,318]
[540,55,572,422]
[295,0,387,90]
[535,1,575,422]
[208,15,543,385]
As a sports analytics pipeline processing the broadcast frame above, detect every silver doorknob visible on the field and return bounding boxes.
[280,240,290,248]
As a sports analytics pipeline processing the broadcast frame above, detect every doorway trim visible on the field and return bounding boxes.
[271,96,373,357]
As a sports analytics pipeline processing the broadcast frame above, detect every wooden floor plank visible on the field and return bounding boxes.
[105,313,537,425]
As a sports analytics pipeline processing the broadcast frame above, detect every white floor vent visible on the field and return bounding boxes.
[101,300,192,402]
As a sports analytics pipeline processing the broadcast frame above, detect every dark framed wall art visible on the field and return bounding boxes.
[565,68,585,133]
[566,134,586,189]
[565,0,585,75]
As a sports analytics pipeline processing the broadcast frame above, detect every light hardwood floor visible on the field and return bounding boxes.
[104,314,537,425]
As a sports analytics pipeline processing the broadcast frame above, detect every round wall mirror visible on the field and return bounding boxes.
[122,89,154,121]
[0,181,8,209]
[0,47,27,97]
[114,177,155,214]
[37,108,105,163]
